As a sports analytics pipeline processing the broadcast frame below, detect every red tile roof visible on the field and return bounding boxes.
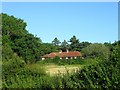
[41,51,81,58]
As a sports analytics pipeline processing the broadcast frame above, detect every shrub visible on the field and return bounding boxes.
[81,43,110,60]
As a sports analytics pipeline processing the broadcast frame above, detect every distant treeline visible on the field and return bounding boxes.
[2,13,119,64]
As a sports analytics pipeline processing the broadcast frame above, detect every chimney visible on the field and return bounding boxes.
[67,49,69,53]
[59,50,62,53]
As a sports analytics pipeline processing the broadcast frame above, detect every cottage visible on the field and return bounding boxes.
[41,50,82,60]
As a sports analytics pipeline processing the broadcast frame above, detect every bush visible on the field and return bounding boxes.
[81,43,110,60]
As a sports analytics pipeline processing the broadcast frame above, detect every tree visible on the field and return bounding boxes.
[79,41,91,51]
[60,40,69,51]
[40,43,57,55]
[2,13,43,63]
[52,37,61,46]
[81,43,110,60]
[69,35,80,51]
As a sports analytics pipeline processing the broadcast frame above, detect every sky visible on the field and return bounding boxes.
[2,2,118,43]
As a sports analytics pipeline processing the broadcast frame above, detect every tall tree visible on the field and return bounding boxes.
[60,40,69,51]
[52,37,61,46]
[69,35,80,51]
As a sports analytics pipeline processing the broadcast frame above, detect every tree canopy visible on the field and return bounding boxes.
[2,13,57,63]
[81,43,110,60]
[60,40,69,51]
[52,37,61,46]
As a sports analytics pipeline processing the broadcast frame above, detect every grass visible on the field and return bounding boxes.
[45,64,82,76]
[24,63,82,76]
[25,63,46,75]
[33,58,100,76]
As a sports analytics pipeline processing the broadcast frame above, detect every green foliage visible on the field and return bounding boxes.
[25,64,46,76]
[70,44,120,88]
[69,35,80,51]
[2,69,47,88]
[68,36,91,51]
[79,41,91,51]
[2,13,27,41]
[2,58,25,77]
[81,43,110,60]
[2,13,119,89]
[60,40,69,51]
[2,60,46,88]
[52,37,61,46]
[38,57,99,66]
[4,51,119,88]
[13,33,42,63]
[0,36,2,89]
[40,43,57,55]
[1,13,57,88]
[2,41,120,89]
[39,45,119,89]
[2,13,57,63]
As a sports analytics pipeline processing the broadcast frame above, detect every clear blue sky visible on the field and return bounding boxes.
[2,2,118,43]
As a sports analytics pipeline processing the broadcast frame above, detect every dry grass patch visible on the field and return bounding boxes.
[25,63,84,76]
[45,64,83,76]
